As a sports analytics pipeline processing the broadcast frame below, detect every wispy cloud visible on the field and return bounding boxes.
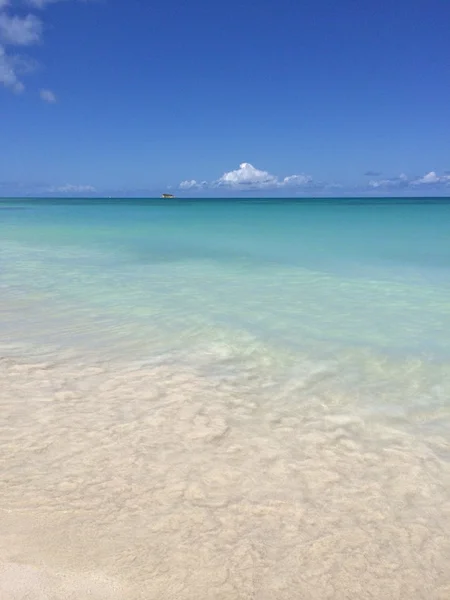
[364,170,381,177]
[29,0,65,7]
[0,7,42,92]
[0,46,36,92]
[179,179,208,190]
[0,0,93,93]
[280,174,313,187]
[369,171,450,189]
[0,13,42,45]
[180,162,314,192]
[28,0,92,8]
[40,87,56,102]
[368,173,408,189]
[0,180,98,196]
[48,184,96,194]
[0,45,24,91]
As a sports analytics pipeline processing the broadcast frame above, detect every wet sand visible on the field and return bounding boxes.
[1,354,450,599]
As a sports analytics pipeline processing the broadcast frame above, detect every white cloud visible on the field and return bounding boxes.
[40,87,56,102]
[0,0,9,8]
[195,162,314,191]
[412,171,450,185]
[217,162,278,188]
[0,13,42,46]
[178,163,314,191]
[49,184,96,193]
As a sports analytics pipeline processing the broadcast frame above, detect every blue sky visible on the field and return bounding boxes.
[1,0,450,197]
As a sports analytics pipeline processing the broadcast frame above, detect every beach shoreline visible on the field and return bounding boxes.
[1,198,450,598]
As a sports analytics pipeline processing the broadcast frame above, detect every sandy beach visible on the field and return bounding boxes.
[1,352,450,599]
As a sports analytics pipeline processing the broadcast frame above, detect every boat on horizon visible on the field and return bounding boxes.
[161,193,175,199]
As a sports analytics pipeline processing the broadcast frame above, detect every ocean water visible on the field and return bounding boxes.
[1,197,450,599]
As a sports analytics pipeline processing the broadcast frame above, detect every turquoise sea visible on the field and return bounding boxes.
[1,197,450,599]
[2,197,450,357]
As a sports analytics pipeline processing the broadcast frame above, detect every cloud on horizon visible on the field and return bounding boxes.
[2,169,449,199]
[0,180,98,196]
[412,171,450,186]
[180,162,314,192]
[369,171,450,189]
[368,173,408,189]
[179,179,208,190]
[178,164,450,196]
[48,183,96,194]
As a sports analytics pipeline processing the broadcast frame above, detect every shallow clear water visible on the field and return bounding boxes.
[1,198,450,599]
[2,197,450,356]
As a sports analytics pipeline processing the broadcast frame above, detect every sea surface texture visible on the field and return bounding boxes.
[1,197,450,599]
